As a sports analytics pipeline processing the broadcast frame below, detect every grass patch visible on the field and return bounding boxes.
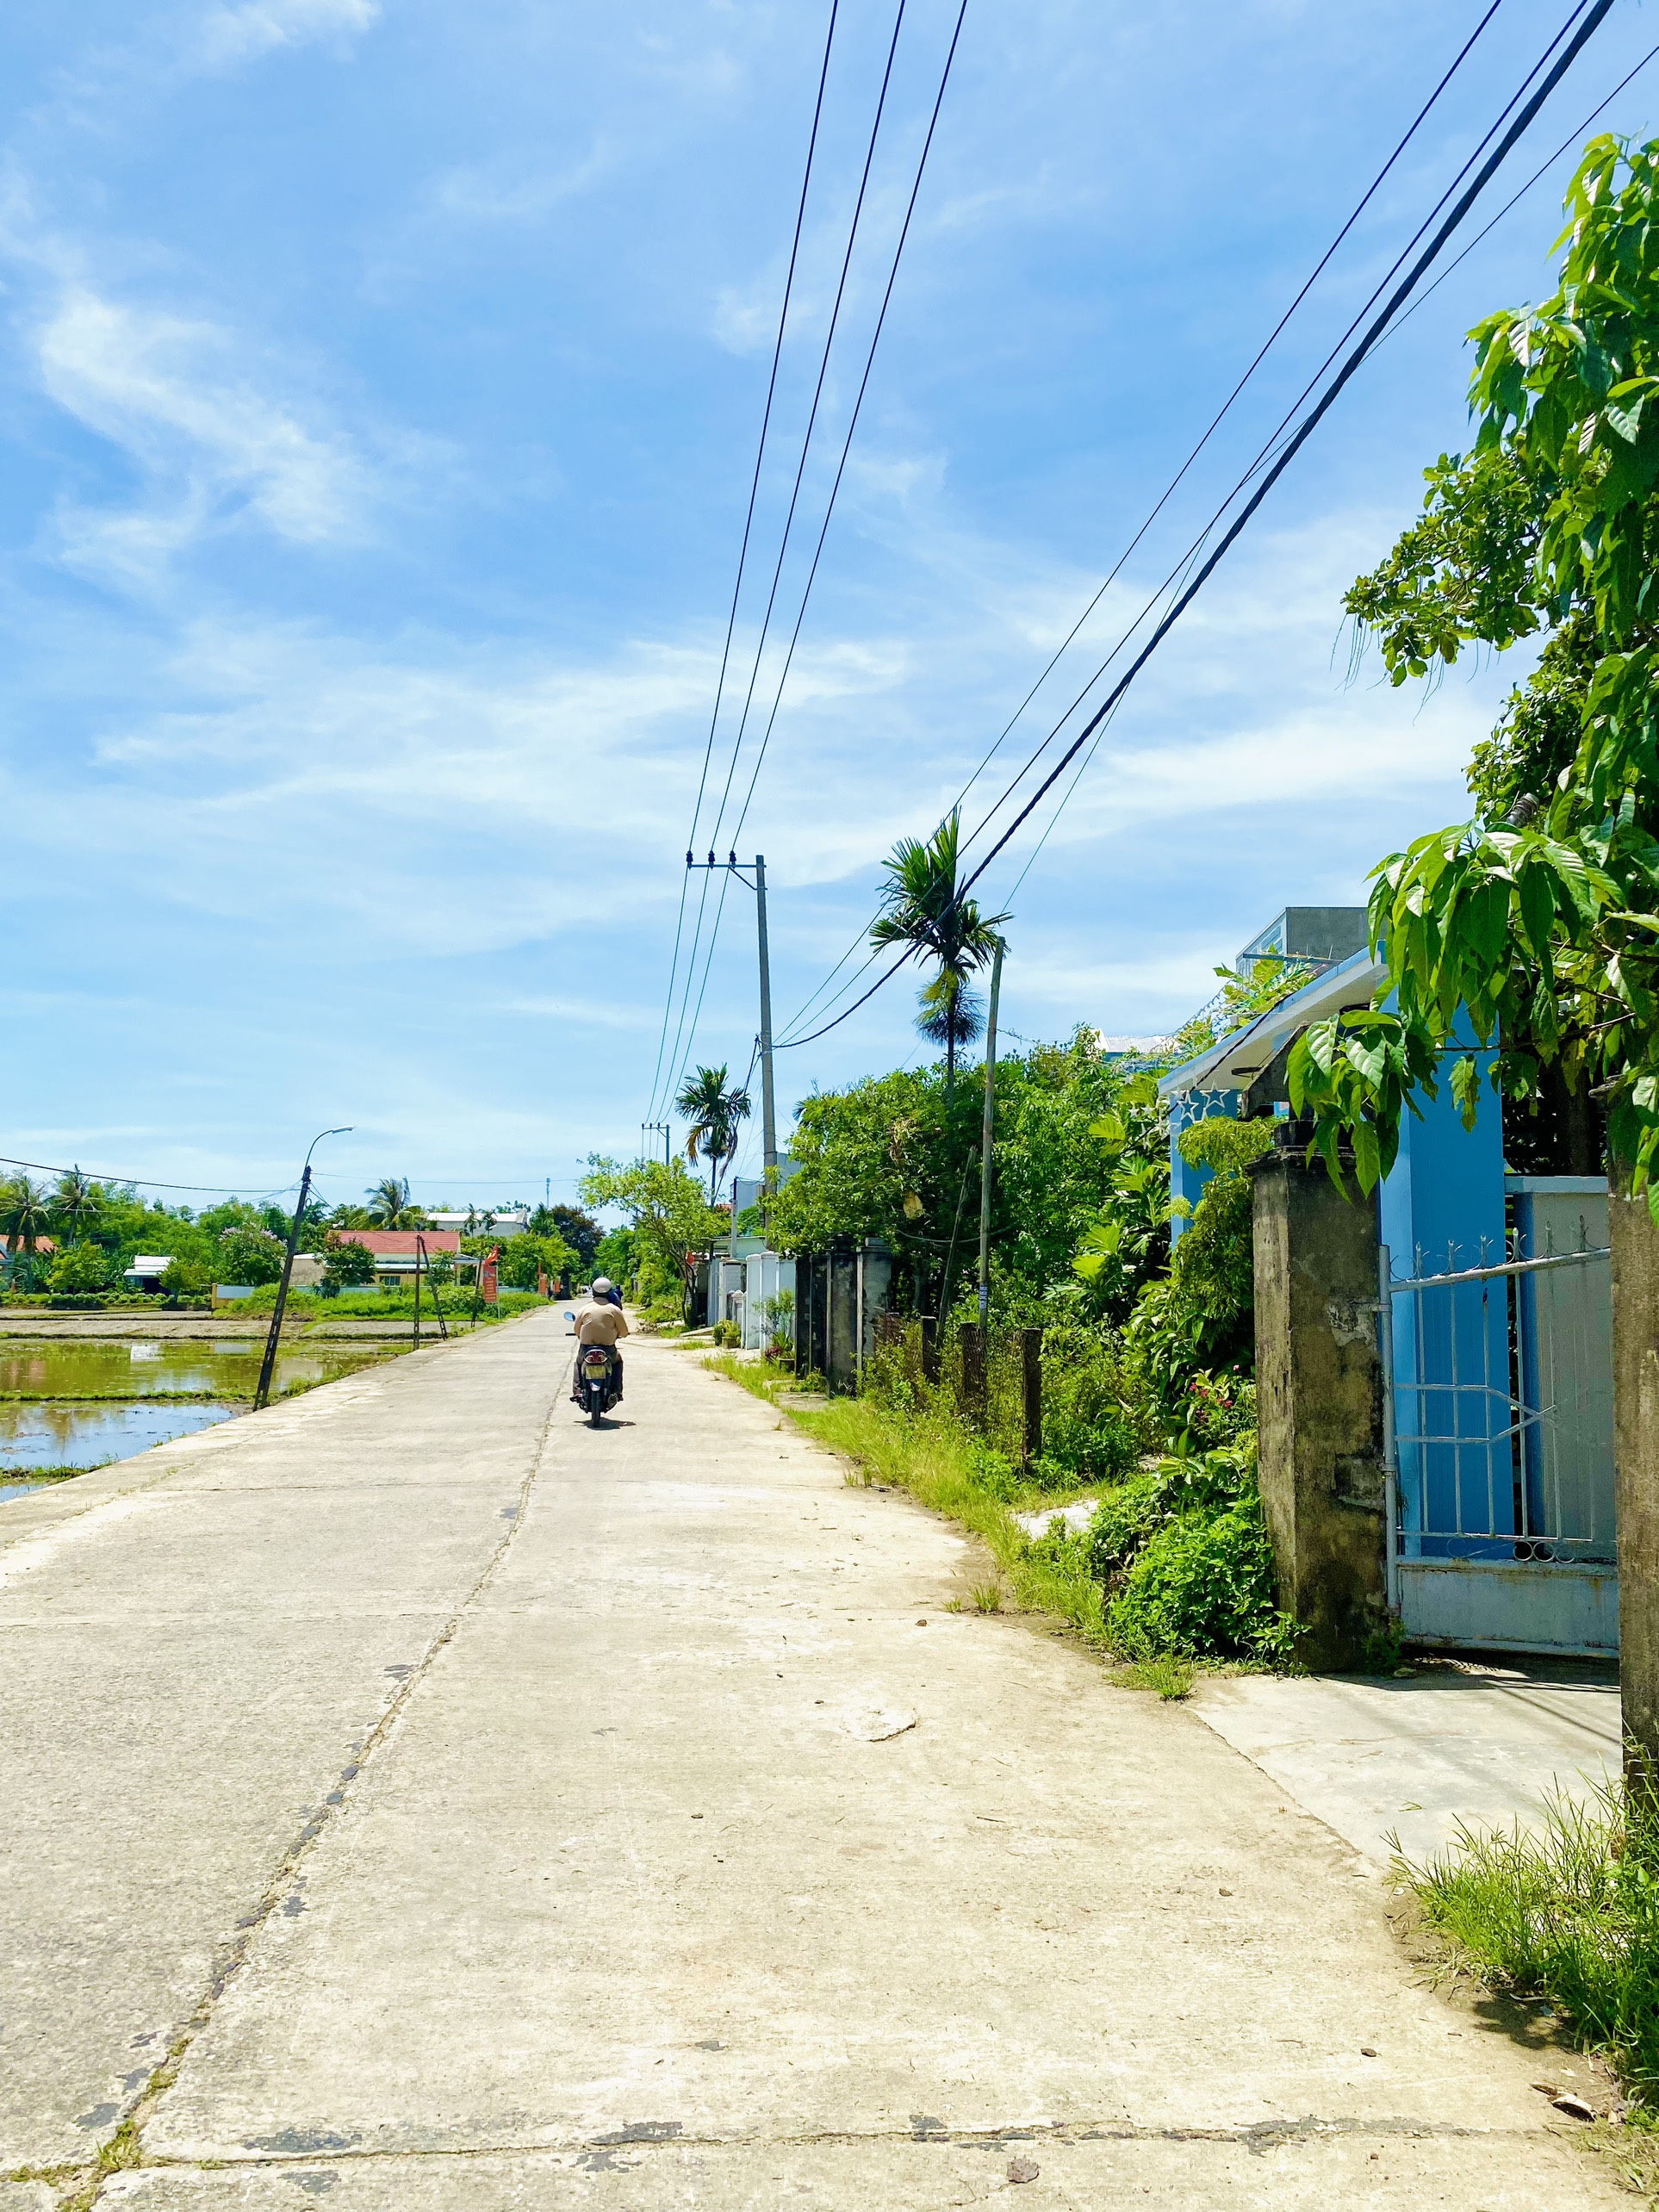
[702,1352,798,1401]
[1,1463,96,1483]
[1402,1773,1659,2111]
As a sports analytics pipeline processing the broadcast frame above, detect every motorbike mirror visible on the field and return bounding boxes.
[562,1311,575,1320]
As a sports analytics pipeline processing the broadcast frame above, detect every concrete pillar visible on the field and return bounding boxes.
[1251,1140,1389,1670]
[1611,1167,1659,1782]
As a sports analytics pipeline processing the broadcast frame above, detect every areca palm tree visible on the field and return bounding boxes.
[870,808,1008,1090]
[675,1065,752,1204]
[366,1177,426,1229]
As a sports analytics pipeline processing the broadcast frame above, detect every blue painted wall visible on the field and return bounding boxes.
[1168,1090,1241,1243]
[1379,1053,1511,1556]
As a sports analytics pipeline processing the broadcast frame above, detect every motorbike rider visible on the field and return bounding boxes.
[571,1275,629,1402]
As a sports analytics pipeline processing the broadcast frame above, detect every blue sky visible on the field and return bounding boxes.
[2,0,1655,1212]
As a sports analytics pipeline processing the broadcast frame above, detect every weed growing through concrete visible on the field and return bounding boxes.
[969,1580,1003,1613]
[1402,1772,1659,2112]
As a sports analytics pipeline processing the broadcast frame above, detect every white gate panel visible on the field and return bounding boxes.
[1398,1556,1618,1656]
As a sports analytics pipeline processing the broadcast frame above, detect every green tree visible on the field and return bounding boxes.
[498,1233,576,1291]
[592,1226,637,1289]
[870,809,1009,1090]
[674,1065,752,1203]
[543,1203,602,1272]
[322,1234,377,1291]
[215,1225,287,1285]
[48,1241,115,1293]
[578,1157,723,1301]
[1289,138,1659,1206]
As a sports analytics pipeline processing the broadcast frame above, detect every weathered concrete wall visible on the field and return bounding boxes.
[1611,1166,1659,1780]
[1252,1140,1389,1670]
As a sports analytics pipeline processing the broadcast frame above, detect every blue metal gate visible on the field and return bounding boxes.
[1381,1184,1615,1657]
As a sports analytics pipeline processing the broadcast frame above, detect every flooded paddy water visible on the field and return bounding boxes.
[0,1336,398,1481]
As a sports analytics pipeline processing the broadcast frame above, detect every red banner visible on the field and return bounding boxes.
[481,1246,499,1304]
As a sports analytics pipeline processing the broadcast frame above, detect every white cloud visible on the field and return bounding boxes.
[190,0,380,71]
[30,283,372,583]
[425,144,612,228]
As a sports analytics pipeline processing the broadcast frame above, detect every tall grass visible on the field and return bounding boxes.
[1406,1774,1659,2107]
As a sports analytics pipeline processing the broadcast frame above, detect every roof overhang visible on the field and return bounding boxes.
[1158,947,1388,1101]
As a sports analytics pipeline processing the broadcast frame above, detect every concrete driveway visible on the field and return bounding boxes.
[0,1313,1625,2209]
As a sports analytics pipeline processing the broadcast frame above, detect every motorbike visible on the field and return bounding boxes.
[575,1341,622,1426]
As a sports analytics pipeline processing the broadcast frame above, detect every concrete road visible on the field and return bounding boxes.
[2,1314,1624,2209]
[1196,1666,1621,1869]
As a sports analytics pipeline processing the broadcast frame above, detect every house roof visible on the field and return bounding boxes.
[331,1229,461,1255]
[1158,947,1389,1100]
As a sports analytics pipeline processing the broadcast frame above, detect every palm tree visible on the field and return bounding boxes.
[366,1177,426,1230]
[915,972,986,1067]
[675,1065,753,1204]
[0,1176,54,1258]
[870,808,1008,1090]
[53,1166,102,1246]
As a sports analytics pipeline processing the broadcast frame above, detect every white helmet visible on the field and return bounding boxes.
[591,1277,612,1297]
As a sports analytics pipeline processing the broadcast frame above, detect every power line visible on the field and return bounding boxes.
[772,0,1513,1047]
[663,0,924,1106]
[726,0,972,854]
[656,0,913,1113]
[1378,36,1659,342]
[780,0,1616,1053]
[668,0,971,1092]
[954,0,1614,903]
[704,0,912,855]
[954,0,1607,867]
[0,1153,297,1199]
[645,0,841,1122]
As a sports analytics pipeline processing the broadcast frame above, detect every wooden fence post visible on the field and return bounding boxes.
[960,1322,986,1426]
[1020,1327,1042,1466]
[919,1315,939,1386]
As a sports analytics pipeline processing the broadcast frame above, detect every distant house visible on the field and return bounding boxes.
[123,1253,173,1291]
[332,1229,463,1289]
[424,1210,529,1239]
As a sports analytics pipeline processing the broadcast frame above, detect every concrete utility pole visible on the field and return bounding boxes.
[682,849,777,1213]
[977,941,1004,1327]
[755,854,777,1187]
[255,1126,351,1412]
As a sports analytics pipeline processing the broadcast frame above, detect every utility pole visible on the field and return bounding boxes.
[255,1126,351,1412]
[645,1120,671,1165]
[977,941,1004,1328]
[755,854,777,1189]
[683,849,777,1217]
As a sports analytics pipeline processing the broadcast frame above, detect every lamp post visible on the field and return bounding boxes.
[254,1127,351,1411]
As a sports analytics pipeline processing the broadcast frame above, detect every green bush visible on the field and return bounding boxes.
[1039,1320,1149,1481]
[1075,1442,1299,1663]
[1107,1493,1297,1662]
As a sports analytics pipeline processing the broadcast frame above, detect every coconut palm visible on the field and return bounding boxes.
[0,1175,54,1257]
[870,809,1008,1090]
[366,1177,426,1229]
[675,1065,753,1204]
[53,1166,102,1246]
